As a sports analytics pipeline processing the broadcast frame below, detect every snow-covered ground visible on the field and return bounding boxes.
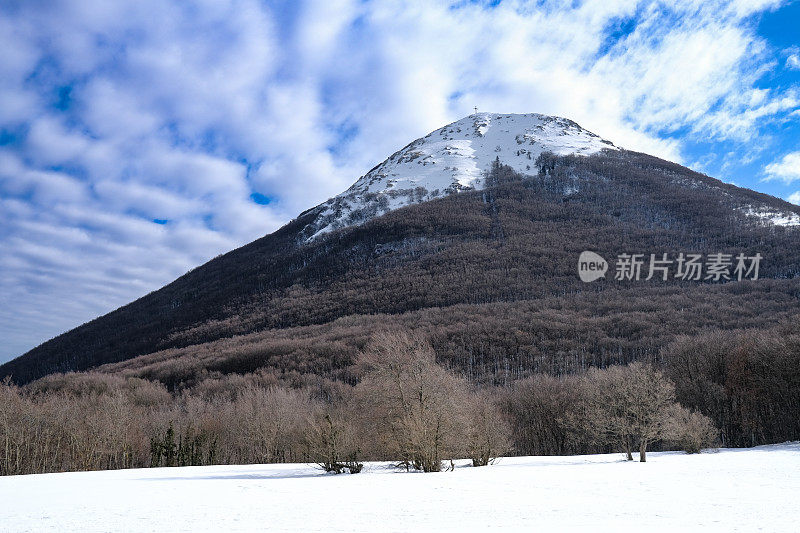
[1,443,798,532]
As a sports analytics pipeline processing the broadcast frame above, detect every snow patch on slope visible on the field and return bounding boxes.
[303,113,617,240]
[740,206,800,227]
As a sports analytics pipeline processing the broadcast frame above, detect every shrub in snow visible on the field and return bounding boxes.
[665,406,718,454]
[308,410,363,474]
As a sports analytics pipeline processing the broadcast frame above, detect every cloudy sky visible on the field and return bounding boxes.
[1,0,799,363]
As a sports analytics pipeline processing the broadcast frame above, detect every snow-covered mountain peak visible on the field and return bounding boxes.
[303,113,617,240]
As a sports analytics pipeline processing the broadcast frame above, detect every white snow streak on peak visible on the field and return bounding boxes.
[305,113,617,240]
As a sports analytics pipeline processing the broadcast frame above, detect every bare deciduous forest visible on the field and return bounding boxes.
[2,325,798,476]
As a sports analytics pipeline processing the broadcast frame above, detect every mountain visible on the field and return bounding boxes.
[3,113,800,386]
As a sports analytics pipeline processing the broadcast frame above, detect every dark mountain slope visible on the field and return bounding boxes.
[97,280,799,389]
[3,150,800,384]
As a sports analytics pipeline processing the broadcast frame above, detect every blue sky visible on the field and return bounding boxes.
[1,0,799,364]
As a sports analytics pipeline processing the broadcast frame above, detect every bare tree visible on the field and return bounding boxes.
[230,385,313,464]
[307,404,363,474]
[466,390,511,467]
[578,363,676,462]
[502,374,590,456]
[356,330,469,472]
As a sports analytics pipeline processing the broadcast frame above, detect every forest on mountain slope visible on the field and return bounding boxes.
[3,150,799,384]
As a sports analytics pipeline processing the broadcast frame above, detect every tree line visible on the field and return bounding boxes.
[1,331,726,476]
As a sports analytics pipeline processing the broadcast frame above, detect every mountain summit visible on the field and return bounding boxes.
[303,113,617,239]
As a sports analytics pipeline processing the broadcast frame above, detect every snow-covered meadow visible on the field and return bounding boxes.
[1,443,797,532]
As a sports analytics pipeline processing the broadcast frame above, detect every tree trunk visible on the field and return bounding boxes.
[624,437,633,461]
[639,440,647,462]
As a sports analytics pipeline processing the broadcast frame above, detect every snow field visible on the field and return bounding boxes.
[1,443,798,532]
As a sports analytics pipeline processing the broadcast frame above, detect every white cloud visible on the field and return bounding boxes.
[765,152,800,183]
[788,191,800,204]
[25,117,91,166]
[788,54,800,70]
[93,180,203,219]
[0,0,798,362]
